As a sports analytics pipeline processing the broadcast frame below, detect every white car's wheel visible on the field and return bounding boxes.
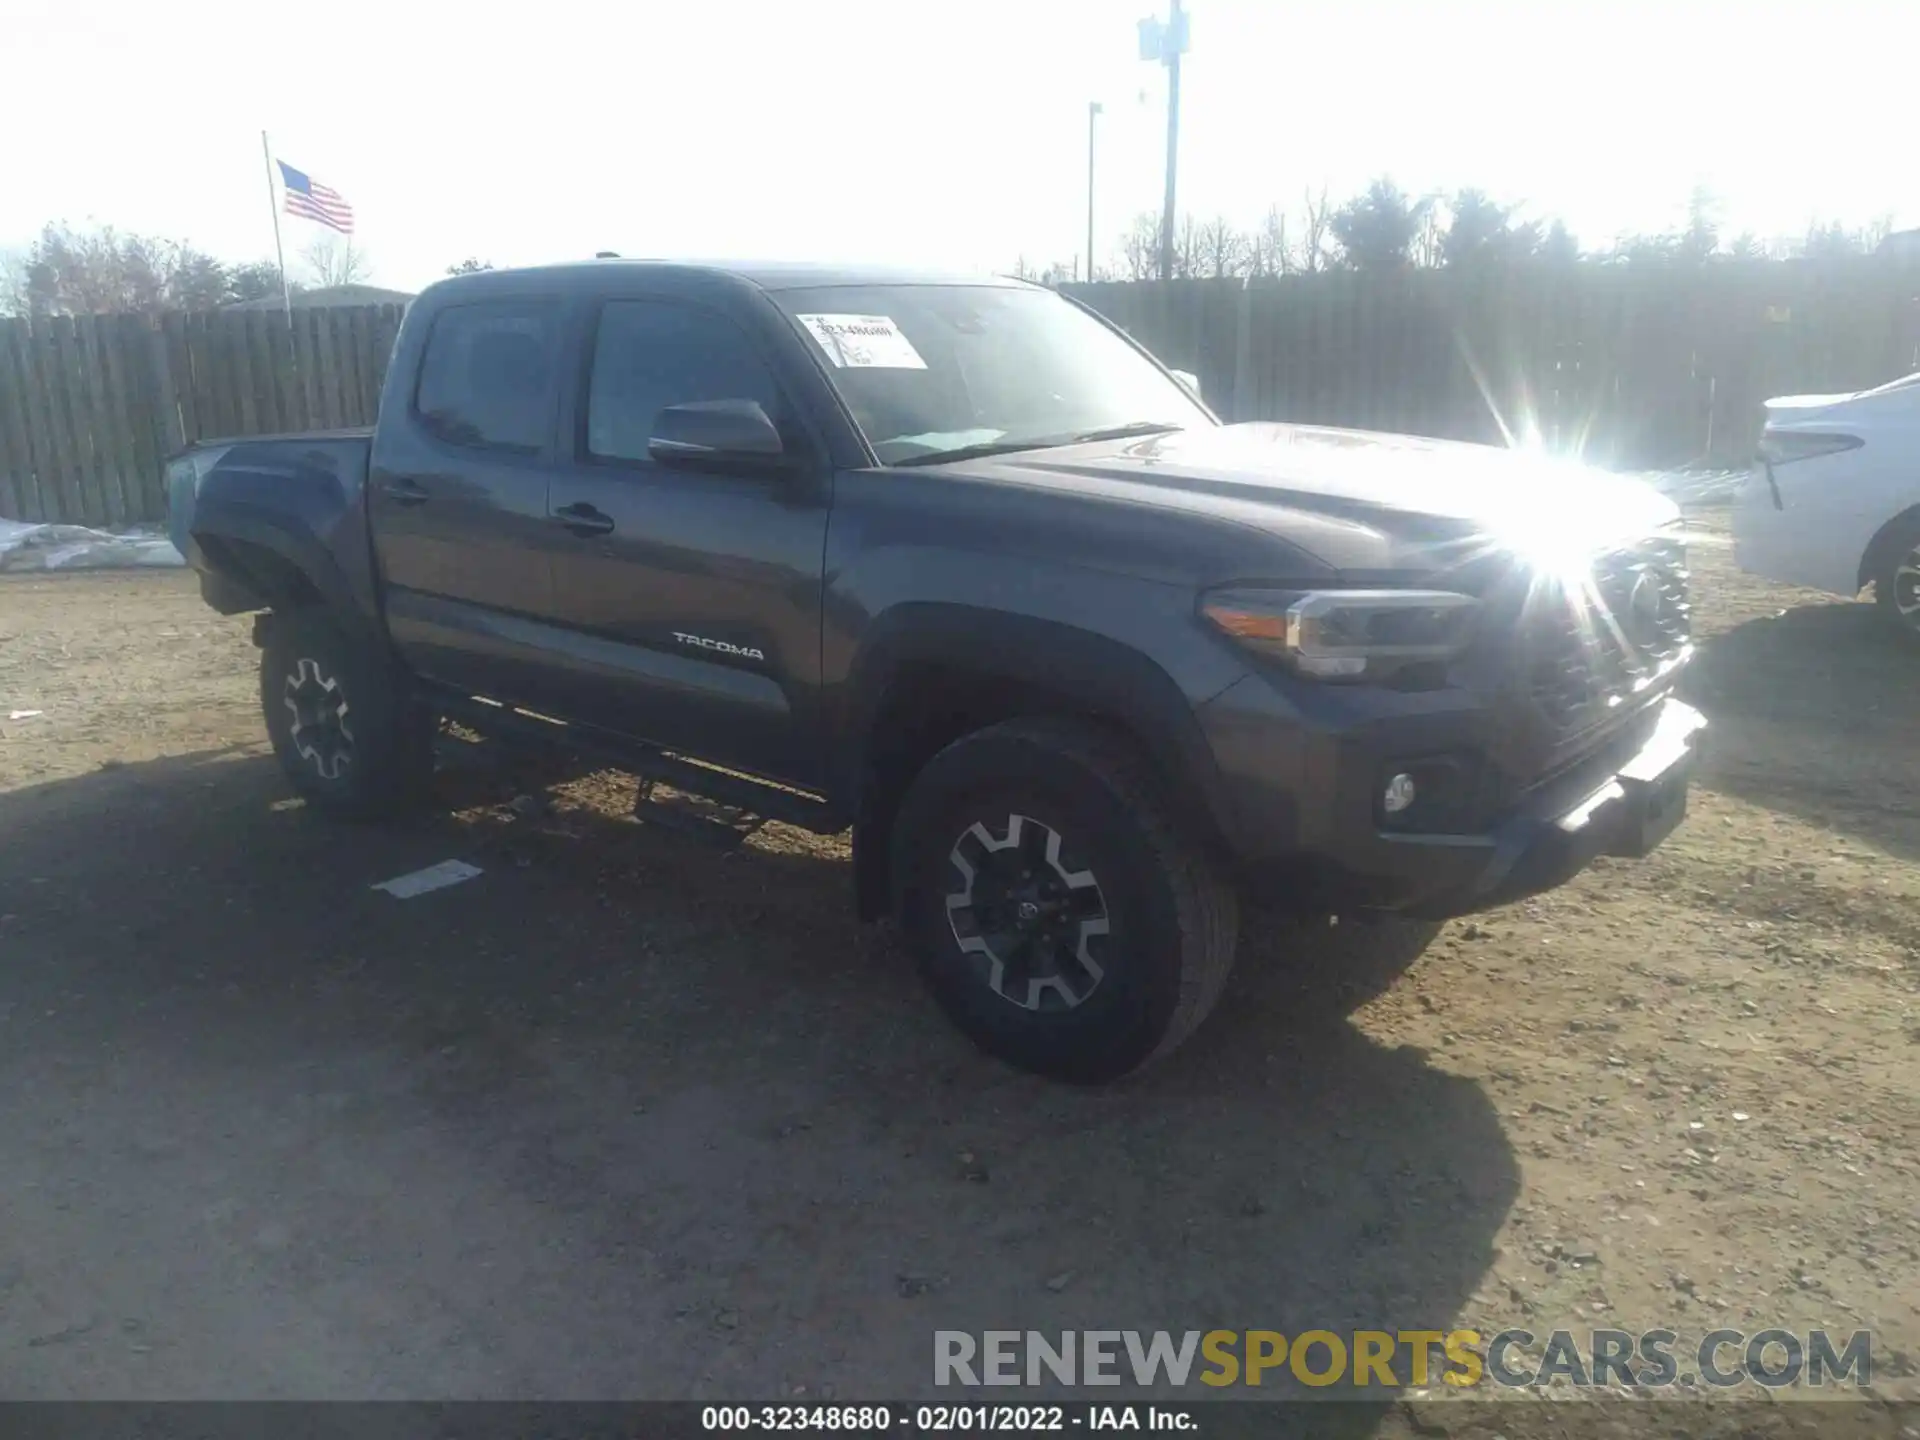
[1871,516,1920,645]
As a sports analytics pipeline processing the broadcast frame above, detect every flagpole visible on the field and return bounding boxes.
[261,130,292,320]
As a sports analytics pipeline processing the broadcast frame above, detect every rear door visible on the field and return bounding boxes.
[368,298,566,702]
[541,296,832,787]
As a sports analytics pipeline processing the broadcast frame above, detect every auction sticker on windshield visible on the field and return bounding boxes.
[796,314,927,369]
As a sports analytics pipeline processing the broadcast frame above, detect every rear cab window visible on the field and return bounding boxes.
[413,301,561,453]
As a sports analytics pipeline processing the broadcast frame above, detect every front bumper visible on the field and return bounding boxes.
[1199,678,1706,918]
[1391,697,1704,918]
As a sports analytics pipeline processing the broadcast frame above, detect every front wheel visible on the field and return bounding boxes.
[1871,516,1920,645]
[259,609,434,819]
[891,718,1239,1083]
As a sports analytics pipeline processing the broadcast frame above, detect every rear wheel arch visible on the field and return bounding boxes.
[198,535,326,611]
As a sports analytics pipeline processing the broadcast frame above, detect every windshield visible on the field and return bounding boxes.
[773,284,1213,465]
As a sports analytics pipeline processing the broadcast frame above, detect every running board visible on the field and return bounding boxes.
[434,693,842,834]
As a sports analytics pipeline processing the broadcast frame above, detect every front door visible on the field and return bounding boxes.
[542,297,831,788]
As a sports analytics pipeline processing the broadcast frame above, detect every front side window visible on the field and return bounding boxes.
[586,300,784,463]
[413,301,559,453]
[772,284,1212,465]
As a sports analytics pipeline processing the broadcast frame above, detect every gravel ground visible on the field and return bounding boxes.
[0,513,1915,1410]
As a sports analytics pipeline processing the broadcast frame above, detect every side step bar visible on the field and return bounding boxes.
[436,693,843,834]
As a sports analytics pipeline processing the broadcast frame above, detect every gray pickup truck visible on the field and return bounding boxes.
[168,260,1704,1081]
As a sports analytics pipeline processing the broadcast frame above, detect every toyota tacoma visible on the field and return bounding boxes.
[168,261,1704,1082]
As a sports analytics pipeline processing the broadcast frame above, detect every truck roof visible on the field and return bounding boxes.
[432,259,1031,296]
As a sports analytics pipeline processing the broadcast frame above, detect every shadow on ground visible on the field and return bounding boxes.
[1687,601,1920,860]
[0,750,1514,1421]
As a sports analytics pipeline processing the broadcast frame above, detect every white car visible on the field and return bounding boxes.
[1733,372,1920,641]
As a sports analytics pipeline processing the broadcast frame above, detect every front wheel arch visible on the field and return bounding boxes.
[839,606,1241,921]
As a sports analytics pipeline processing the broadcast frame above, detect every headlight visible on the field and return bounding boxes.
[1201,588,1480,681]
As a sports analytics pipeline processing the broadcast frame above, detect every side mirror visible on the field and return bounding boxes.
[1170,368,1202,399]
[648,399,787,469]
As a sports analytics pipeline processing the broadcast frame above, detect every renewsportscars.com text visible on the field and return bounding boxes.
[934,1328,1873,1390]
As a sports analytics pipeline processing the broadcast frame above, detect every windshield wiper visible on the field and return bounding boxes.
[890,437,1076,467]
[889,422,1186,469]
[1068,421,1185,443]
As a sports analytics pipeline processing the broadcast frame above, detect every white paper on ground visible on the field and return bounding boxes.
[7,710,43,721]
[794,314,927,370]
[371,859,483,899]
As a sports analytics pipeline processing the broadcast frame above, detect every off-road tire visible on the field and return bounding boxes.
[891,716,1239,1083]
[1871,515,1920,646]
[260,608,434,820]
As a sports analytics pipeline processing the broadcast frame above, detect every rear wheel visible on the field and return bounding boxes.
[1871,516,1920,645]
[260,609,434,819]
[892,717,1238,1083]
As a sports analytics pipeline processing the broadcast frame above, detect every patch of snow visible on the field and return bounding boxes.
[0,519,184,573]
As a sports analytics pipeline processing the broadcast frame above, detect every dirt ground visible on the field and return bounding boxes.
[0,514,1915,1411]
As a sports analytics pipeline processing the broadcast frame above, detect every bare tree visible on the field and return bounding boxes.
[1120,213,1161,281]
[1412,207,1444,268]
[1248,205,1293,277]
[1298,186,1333,274]
[1195,216,1250,278]
[1172,214,1202,278]
[302,235,372,288]
[1679,184,1721,261]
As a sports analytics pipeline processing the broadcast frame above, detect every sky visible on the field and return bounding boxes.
[0,0,1909,292]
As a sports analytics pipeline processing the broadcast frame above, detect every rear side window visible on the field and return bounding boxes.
[586,300,784,463]
[413,301,559,453]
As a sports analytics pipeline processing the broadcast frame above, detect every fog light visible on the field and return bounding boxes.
[1383,773,1418,814]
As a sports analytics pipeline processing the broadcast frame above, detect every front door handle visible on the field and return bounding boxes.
[553,502,615,537]
[383,479,431,506]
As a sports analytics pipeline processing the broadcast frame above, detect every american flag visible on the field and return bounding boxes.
[277,160,354,235]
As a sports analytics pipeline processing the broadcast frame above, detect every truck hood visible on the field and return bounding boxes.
[949,422,1678,574]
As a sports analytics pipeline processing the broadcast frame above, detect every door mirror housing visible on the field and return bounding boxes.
[648,399,788,470]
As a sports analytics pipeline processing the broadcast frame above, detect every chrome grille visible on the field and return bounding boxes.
[1525,537,1691,735]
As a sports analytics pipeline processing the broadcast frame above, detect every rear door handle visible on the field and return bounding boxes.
[383,479,431,506]
[553,502,615,537]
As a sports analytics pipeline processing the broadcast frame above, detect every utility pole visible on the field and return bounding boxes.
[1139,0,1190,282]
[1086,101,1102,283]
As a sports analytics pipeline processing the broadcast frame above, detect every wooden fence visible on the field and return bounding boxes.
[0,305,404,527]
[4,259,1919,527]
[1065,258,1920,471]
